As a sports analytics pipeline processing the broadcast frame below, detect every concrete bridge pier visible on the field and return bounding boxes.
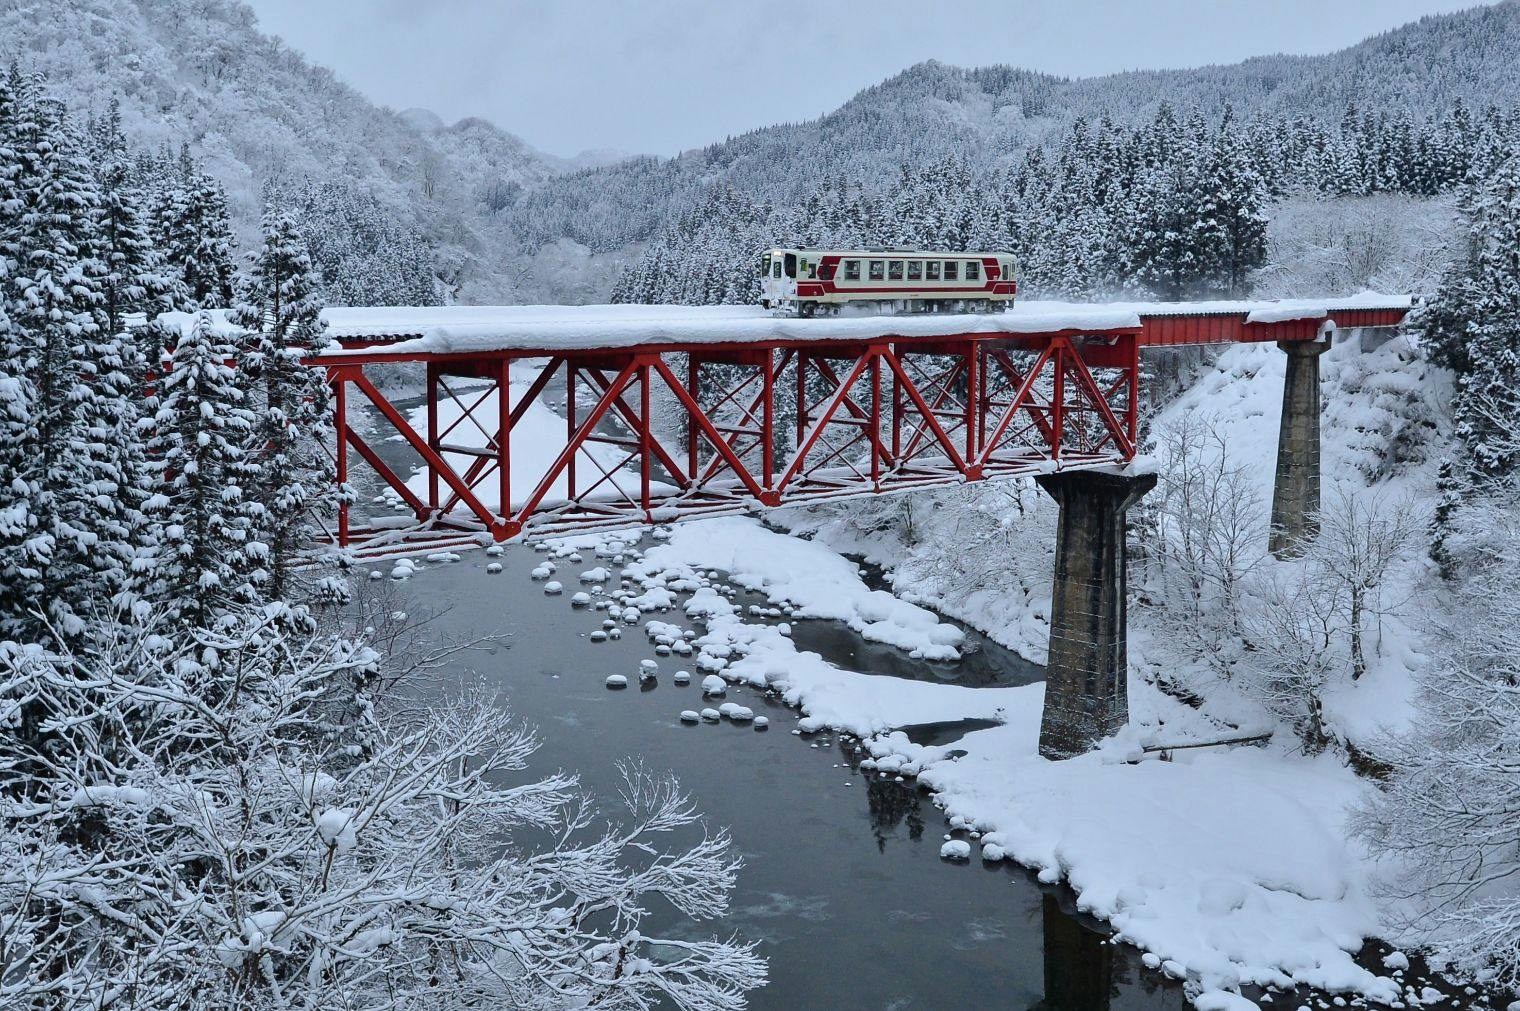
[1269,339,1330,558]
[1034,469,1156,760]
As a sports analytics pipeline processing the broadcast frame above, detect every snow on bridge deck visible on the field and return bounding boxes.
[313,293,1413,358]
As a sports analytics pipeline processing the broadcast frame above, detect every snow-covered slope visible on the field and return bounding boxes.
[0,0,564,290]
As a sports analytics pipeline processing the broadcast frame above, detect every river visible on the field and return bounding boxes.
[378,540,1189,1010]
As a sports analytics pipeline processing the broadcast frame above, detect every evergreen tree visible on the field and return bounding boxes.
[180,171,238,308]
[232,207,343,604]
[0,78,128,639]
[97,154,173,334]
[1418,156,1520,566]
[144,310,263,628]
[153,146,236,309]
[1201,110,1269,296]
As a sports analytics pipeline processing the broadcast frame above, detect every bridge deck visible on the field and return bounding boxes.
[314,294,1413,359]
[300,294,1414,554]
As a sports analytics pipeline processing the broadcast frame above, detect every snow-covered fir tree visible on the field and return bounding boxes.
[0,74,134,640]
[232,207,344,605]
[151,145,237,309]
[91,100,175,334]
[143,310,263,629]
[1418,154,1520,567]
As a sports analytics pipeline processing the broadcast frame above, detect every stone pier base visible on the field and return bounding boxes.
[1034,469,1156,761]
[1269,339,1329,558]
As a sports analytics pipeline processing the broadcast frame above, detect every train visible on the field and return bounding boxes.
[760,247,1018,316]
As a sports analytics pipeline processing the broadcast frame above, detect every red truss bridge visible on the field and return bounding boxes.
[307,297,1412,558]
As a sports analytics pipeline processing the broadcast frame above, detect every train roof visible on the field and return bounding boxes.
[768,248,1013,256]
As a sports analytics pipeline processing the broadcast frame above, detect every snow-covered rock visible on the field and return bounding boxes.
[939,840,971,861]
[700,674,727,696]
[605,674,628,688]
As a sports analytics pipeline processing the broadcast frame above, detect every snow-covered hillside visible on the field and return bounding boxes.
[0,0,576,296]
[516,2,1520,260]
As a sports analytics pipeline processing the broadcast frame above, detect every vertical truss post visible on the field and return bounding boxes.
[891,353,904,462]
[869,351,883,488]
[964,341,981,476]
[497,357,512,528]
[687,355,699,482]
[976,345,988,469]
[566,363,577,502]
[1125,334,1140,450]
[425,361,440,512]
[762,348,775,491]
[639,358,653,518]
[332,369,349,547]
[1051,339,1066,462]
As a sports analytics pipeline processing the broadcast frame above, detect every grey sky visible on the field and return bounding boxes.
[243,0,1488,158]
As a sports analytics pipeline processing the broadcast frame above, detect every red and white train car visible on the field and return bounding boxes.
[760,247,1017,316]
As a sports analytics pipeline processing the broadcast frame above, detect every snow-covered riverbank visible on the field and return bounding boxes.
[594,516,1398,1008]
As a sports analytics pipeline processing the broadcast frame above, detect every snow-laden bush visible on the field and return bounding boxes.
[1353,490,1520,987]
[1252,193,1460,299]
[1135,409,1422,749]
[0,608,765,1009]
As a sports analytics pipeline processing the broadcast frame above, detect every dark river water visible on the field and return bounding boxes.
[377,543,1190,1011]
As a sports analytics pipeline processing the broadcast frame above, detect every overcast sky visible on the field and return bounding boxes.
[243,0,1487,158]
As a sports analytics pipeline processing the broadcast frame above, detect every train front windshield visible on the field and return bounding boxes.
[784,253,797,278]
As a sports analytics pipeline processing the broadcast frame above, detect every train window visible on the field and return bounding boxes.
[869,260,885,281]
[772,260,782,279]
[784,253,797,278]
[926,261,941,281]
[844,259,861,281]
[761,253,771,278]
[907,261,922,281]
[944,261,959,281]
[966,261,980,281]
[888,261,904,281]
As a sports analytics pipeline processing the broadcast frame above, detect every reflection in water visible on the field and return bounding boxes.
[866,778,926,852]
[1032,892,1116,1011]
